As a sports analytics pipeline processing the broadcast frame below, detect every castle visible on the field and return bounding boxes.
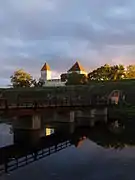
[40,61,87,86]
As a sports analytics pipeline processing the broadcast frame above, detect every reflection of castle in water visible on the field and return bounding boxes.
[1,115,135,175]
[0,123,73,174]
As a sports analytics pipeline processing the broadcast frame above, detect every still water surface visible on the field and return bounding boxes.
[0,115,135,180]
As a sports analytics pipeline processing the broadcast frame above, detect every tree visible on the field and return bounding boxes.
[88,64,125,81]
[110,64,126,80]
[10,69,33,87]
[60,73,68,82]
[126,65,135,79]
[88,64,111,81]
[31,79,44,87]
[66,72,88,85]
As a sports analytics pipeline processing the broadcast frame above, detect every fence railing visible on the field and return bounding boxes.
[0,96,111,110]
[0,140,71,176]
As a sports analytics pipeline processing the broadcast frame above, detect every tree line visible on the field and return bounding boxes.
[10,64,135,87]
[61,64,135,85]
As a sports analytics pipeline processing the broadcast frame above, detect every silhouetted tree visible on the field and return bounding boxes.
[66,72,88,85]
[31,79,44,87]
[60,73,68,82]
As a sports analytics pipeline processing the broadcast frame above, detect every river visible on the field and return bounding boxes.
[0,112,135,180]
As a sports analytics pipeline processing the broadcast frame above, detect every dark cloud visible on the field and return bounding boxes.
[0,0,135,86]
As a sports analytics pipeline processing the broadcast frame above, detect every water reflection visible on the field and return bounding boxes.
[46,128,55,136]
[0,123,13,148]
[1,116,135,149]
[1,113,135,178]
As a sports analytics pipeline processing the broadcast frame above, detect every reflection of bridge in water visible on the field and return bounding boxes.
[0,125,73,175]
[1,107,108,128]
[72,120,135,150]
[1,113,134,176]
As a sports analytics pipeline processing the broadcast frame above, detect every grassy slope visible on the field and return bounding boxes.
[1,79,135,104]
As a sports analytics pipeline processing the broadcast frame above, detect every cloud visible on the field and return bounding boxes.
[0,0,135,86]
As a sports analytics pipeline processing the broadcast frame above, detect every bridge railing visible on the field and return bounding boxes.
[0,95,114,109]
[0,140,71,175]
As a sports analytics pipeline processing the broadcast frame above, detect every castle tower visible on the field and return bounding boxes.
[67,61,87,75]
[41,62,51,81]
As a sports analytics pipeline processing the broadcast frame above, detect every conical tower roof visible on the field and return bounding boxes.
[67,61,86,72]
[41,62,51,71]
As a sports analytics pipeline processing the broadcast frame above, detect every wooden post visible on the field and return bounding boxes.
[103,107,108,123]
[5,99,8,110]
[32,114,41,129]
[90,109,96,118]
[69,124,75,133]
[70,111,75,123]
[53,111,58,121]
[90,119,95,127]
[90,109,96,127]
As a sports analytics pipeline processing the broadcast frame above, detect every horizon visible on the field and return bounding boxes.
[3,62,135,88]
[1,0,135,87]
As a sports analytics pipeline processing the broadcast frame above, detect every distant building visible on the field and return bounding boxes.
[40,61,87,87]
[67,61,87,75]
[40,62,65,87]
[41,63,51,81]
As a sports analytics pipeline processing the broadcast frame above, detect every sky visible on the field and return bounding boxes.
[1,0,135,86]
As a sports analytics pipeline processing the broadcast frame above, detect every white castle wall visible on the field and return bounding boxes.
[40,62,87,87]
[43,79,66,87]
[41,70,51,81]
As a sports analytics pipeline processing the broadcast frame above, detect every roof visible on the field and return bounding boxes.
[41,63,51,71]
[67,61,86,72]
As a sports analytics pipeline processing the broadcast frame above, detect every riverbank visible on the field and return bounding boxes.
[1,79,135,105]
[108,105,135,120]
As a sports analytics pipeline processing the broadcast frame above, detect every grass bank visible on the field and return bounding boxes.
[1,79,135,105]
